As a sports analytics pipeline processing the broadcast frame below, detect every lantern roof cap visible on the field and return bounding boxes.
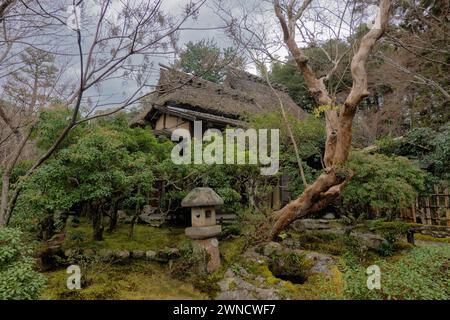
[181,187,224,207]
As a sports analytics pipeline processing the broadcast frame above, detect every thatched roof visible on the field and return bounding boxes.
[132,66,306,127]
[181,187,224,207]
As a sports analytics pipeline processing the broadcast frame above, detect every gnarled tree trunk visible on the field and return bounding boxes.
[270,0,392,239]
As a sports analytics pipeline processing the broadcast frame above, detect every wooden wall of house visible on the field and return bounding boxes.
[155,114,190,133]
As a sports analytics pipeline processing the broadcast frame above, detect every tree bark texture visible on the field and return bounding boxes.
[270,0,392,239]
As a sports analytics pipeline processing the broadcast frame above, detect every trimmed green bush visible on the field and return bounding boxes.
[338,151,426,219]
[0,228,46,299]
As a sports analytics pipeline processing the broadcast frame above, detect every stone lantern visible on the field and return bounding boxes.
[181,187,223,273]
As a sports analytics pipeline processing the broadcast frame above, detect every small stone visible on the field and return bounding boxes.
[114,250,130,260]
[98,249,114,260]
[145,250,157,260]
[131,250,145,259]
[322,213,336,220]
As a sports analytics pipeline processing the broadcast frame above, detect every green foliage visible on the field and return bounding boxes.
[10,160,34,185]
[169,244,203,280]
[11,107,325,233]
[343,246,450,300]
[376,123,450,185]
[0,228,46,300]
[312,105,340,118]
[367,220,416,257]
[157,133,283,215]
[251,112,326,196]
[12,116,161,230]
[287,231,349,256]
[338,151,426,219]
[368,220,412,238]
[32,107,82,152]
[269,61,316,112]
[177,39,245,83]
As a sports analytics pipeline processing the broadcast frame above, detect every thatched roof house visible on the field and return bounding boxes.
[131,66,305,135]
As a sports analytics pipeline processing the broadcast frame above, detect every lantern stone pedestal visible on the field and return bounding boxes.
[192,237,221,273]
[182,187,224,273]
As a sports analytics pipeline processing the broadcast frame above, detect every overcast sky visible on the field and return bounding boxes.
[80,0,251,110]
[1,0,378,112]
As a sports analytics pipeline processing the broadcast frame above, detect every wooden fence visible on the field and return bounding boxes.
[401,187,450,226]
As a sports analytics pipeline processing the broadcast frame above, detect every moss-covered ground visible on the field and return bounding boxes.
[41,220,248,300]
[63,218,190,251]
[40,219,449,300]
[41,261,208,300]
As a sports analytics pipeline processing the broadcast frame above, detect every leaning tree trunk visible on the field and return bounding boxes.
[270,0,392,239]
